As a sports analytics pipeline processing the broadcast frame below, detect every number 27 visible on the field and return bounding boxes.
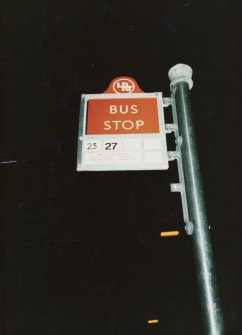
[105,142,118,150]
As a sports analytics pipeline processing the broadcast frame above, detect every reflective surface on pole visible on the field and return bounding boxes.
[169,65,224,335]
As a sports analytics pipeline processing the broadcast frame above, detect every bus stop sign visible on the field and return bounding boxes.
[77,77,168,171]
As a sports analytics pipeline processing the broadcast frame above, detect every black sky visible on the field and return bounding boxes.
[1,1,241,334]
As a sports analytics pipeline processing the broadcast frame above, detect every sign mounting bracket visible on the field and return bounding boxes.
[163,97,194,235]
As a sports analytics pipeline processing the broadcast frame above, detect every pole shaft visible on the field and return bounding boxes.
[173,81,224,335]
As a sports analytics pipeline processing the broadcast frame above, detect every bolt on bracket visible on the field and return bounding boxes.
[165,123,178,134]
[163,97,174,107]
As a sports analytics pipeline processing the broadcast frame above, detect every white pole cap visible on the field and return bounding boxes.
[168,64,193,90]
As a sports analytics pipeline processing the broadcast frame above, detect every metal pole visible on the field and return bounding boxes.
[168,64,224,335]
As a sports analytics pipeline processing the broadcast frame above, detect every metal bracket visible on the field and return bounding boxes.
[168,150,181,160]
[163,98,194,235]
[165,123,178,134]
[163,97,174,107]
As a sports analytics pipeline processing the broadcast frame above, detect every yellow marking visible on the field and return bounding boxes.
[160,231,180,237]
[147,319,159,324]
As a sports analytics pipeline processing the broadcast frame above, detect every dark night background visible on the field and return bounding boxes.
[1,1,241,334]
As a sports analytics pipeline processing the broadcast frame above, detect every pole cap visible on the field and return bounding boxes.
[168,64,193,90]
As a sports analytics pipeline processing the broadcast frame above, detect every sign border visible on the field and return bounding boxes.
[77,92,168,171]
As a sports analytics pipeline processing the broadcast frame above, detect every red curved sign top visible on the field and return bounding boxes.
[104,77,144,94]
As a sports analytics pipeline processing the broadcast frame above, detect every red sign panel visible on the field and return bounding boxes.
[86,98,160,135]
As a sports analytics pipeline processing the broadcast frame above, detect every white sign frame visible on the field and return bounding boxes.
[77,92,169,171]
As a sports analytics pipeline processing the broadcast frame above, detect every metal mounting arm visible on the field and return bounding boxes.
[163,97,194,235]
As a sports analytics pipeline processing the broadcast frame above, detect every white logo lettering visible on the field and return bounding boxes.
[113,78,135,94]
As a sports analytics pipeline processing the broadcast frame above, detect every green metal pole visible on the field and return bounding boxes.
[168,64,224,335]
